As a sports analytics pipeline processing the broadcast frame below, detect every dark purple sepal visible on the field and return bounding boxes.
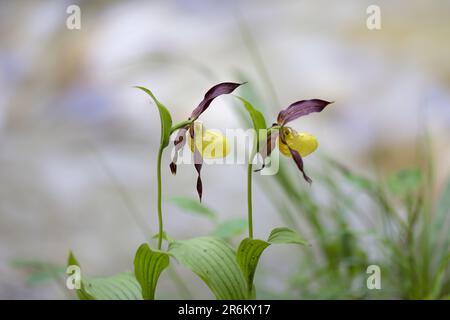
[190,82,245,120]
[277,99,332,125]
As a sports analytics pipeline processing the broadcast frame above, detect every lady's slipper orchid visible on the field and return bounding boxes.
[170,82,244,200]
[188,122,230,159]
[258,99,332,183]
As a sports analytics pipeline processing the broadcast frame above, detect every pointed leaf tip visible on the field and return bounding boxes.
[134,243,169,300]
[236,228,308,297]
[135,86,173,148]
[267,227,308,246]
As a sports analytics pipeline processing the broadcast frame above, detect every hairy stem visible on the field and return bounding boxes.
[156,146,164,250]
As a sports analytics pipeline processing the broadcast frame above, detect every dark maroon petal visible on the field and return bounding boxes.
[194,160,203,201]
[191,128,204,201]
[190,82,245,120]
[278,132,312,183]
[277,99,332,125]
[169,162,177,175]
[254,129,279,172]
[169,127,188,175]
[288,146,312,184]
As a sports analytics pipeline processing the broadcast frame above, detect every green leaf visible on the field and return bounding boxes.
[67,251,142,300]
[236,227,307,298]
[168,196,216,220]
[437,175,450,221]
[134,243,170,300]
[432,175,450,254]
[235,96,267,132]
[428,253,450,299]
[234,96,267,152]
[134,86,173,148]
[267,227,309,245]
[168,237,247,300]
[151,231,174,244]
[386,168,422,196]
[212,218,248,239]
[236,238,269,298]
[11,260,65,285]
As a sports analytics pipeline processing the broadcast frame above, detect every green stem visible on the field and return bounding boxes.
[170,119,193,134]
[156,146,164,250]
[246,127,279,239]
[153,118,192,250]
[247,162,253,239]
[247,131,259,239]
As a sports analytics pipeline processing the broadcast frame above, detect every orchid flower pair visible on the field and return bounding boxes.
[169,82,331,201]
[66,81,333,301]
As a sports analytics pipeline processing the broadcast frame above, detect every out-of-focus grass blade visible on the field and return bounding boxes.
[386,168,422,196]
[428,253,450,299]
[437,176,450,219]
[327,157,377,193]
[168,196,217,220]
[11,260,65,285]
[212,218,247,239]
[431,175,450,263]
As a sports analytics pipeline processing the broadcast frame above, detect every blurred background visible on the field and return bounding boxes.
[0,0,449,299]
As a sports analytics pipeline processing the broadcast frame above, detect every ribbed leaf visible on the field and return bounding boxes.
[168,237,247,300]
[67,251,142,300]
[134,86,173,148]
[236,239,269,298]
[236,227,308,298]
[168,196,216,220]
[134,243,170,300]
[267,227,309,245]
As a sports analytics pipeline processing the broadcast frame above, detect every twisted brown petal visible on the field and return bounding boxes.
[169,127,188,175]
[254,128,279,172]
[190,127,204,201]
[277,99,332,125]
[279,133,312,183]
[190,82,245,120]
[288,146,312,184]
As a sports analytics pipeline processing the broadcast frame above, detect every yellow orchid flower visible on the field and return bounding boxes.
[188,122,230,159]
[257,99,332,183]
[169,82,244,201]
[278,128,318,158]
